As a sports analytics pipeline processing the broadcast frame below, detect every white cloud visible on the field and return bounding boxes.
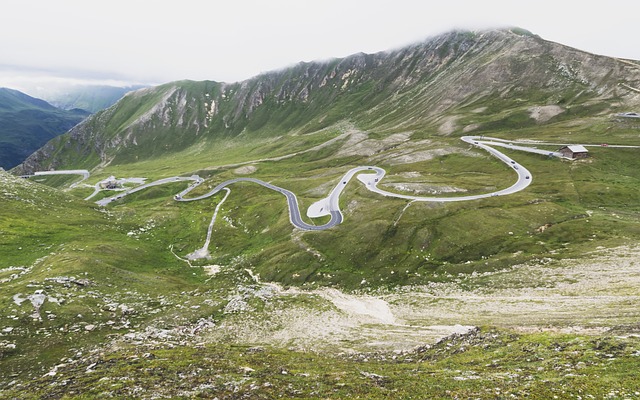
[1,0,638,85]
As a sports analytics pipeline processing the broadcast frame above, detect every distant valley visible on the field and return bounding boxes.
[0,88,89,169]
[0,83,141,169]
[29,83,146,113]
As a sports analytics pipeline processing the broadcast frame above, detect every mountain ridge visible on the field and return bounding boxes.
[0,88,89,169]
[13,27,640,175]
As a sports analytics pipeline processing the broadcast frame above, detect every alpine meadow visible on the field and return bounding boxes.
[2,28,640,399]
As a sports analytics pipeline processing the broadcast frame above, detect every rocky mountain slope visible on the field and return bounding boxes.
[15,28,640,174]
[0,88,88,169]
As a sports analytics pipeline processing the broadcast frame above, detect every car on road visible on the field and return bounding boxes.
[510,160,516,164]
[525,176,530,179]
[601,143,608,147]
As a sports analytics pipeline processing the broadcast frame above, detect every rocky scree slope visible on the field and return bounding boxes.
[14,28,640,174]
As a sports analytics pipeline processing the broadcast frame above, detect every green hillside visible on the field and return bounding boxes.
[0,170,221,380]
[3,28,640,396]
[15,29,640,174]
[0,88,88,169]
[13,28,640,289]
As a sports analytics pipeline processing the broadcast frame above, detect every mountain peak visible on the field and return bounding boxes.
[13,28,640,174]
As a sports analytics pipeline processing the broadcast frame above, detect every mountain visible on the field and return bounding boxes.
[3,28,640,394]
[0,88,89,169]
[11,27,640,285]
[14,28,640,174]
[34,84,147,113]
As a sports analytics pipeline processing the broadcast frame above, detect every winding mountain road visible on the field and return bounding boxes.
[32,136,638,232]
[177,135,535,228]
[95,175,204,206]
[25,169,91,188]
[176,177,344,230]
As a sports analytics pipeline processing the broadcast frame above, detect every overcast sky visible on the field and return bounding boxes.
[1,0,638,91]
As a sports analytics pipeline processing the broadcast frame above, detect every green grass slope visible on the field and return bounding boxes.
[9,27,640,291]
[0,171,230,380]
[3,327,640,399]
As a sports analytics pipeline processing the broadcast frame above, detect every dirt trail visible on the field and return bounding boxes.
[187,188,231,260]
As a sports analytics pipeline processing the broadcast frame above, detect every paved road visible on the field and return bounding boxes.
[307,136,535,217]
[29,169,90,188]
[31,136,637,232]
[176,177,343,230]
[175,135,536,228]
[96,175,204,206]
[84,177,146,201]
[25,137,544,230]
[32,169,90,180]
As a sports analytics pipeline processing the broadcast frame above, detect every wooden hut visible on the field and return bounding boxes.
[558,145,589,159]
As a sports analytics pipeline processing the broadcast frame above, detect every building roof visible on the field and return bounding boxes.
[561,145,588,153]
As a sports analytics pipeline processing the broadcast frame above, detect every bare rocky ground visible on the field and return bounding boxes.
[198,244,640,353]
[387,245,640,331]
[3,243,639,397]
[12,244,634,373]
[91,245,639,355]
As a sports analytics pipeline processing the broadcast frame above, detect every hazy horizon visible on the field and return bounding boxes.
[2,0,639,96]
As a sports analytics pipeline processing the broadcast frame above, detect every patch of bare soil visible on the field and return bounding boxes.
[387,245,640,330]
[233,165,257,175]
[463,123,480,133]
[438,116,459,135]
[334,131,412,158]
[206,284,475,352]
[529,105,564,122]
[379,148,453,165]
